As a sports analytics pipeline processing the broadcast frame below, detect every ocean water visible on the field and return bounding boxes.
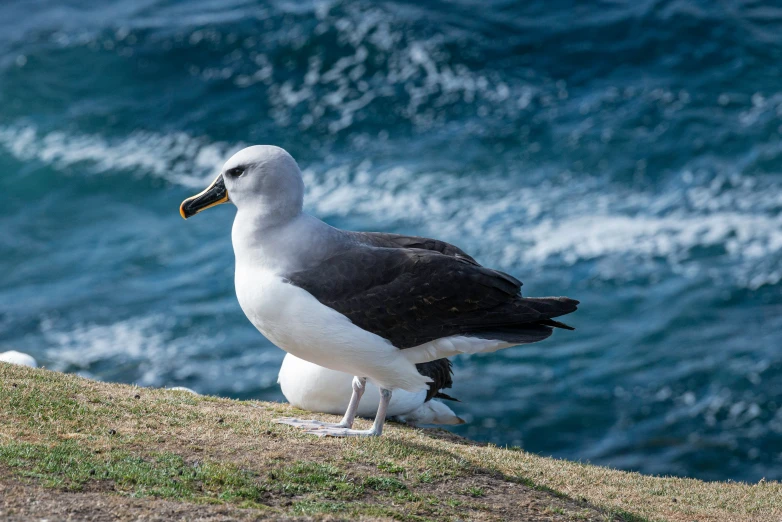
[1,0,781,483]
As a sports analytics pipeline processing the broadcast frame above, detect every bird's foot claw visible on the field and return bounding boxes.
[303,426,379,437]
[275,417,349,430]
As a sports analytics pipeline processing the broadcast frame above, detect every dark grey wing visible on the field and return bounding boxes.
[352,232,480,265]
[415,359,455,402]
[284,246,578,349]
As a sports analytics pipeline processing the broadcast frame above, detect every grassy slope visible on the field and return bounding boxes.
[0,363,779,522]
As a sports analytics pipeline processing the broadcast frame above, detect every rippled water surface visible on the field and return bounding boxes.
[2,0,781,482]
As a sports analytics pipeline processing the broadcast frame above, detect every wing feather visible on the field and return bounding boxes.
[284,245,578,349]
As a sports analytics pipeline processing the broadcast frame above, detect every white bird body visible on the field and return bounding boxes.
[278,354,463,425]
[234,253,430,393]
[231,210,511,392]
[0,350,38,368]
[167,386,199,395]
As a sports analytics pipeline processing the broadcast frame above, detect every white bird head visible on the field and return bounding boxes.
[180,145,304,222]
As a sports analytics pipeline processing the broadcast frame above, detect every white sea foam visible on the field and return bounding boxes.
[301,162,782,288]
[2,122,781,289]
[515,213,782,265]
[0,125,243,188]
[41,315,176,385]
[38,2,537,137]
[39,313,283,392]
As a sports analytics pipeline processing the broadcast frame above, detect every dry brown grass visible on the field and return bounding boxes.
[1,362,779,521]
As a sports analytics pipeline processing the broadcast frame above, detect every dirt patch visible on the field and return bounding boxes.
[0,473,612,522]
[414,471,611,521]
[0,477,285,522]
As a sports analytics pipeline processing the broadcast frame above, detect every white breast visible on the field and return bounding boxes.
[234,263,431,393]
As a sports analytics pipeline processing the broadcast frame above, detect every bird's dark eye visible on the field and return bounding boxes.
[226,166,245,177]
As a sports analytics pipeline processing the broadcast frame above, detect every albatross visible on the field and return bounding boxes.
[180,145,578,437]
[278,354,464,426]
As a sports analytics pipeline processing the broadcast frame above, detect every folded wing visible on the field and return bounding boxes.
[284,245,578,350]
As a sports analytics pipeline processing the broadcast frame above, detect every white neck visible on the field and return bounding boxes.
[231,209,346,274]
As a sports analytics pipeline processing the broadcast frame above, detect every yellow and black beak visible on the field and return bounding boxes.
[180,174,229,219]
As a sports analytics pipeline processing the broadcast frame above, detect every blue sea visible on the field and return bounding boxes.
[2,0,781,483]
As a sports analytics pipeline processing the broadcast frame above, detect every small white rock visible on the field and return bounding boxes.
[0,350,38,368]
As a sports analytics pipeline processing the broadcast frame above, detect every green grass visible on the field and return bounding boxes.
[0,440,269,506]
[2,363,781,522]
[272,461,365,500]
[363,475,407,491]
[463,486,485,497]
[377,461,406,474]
